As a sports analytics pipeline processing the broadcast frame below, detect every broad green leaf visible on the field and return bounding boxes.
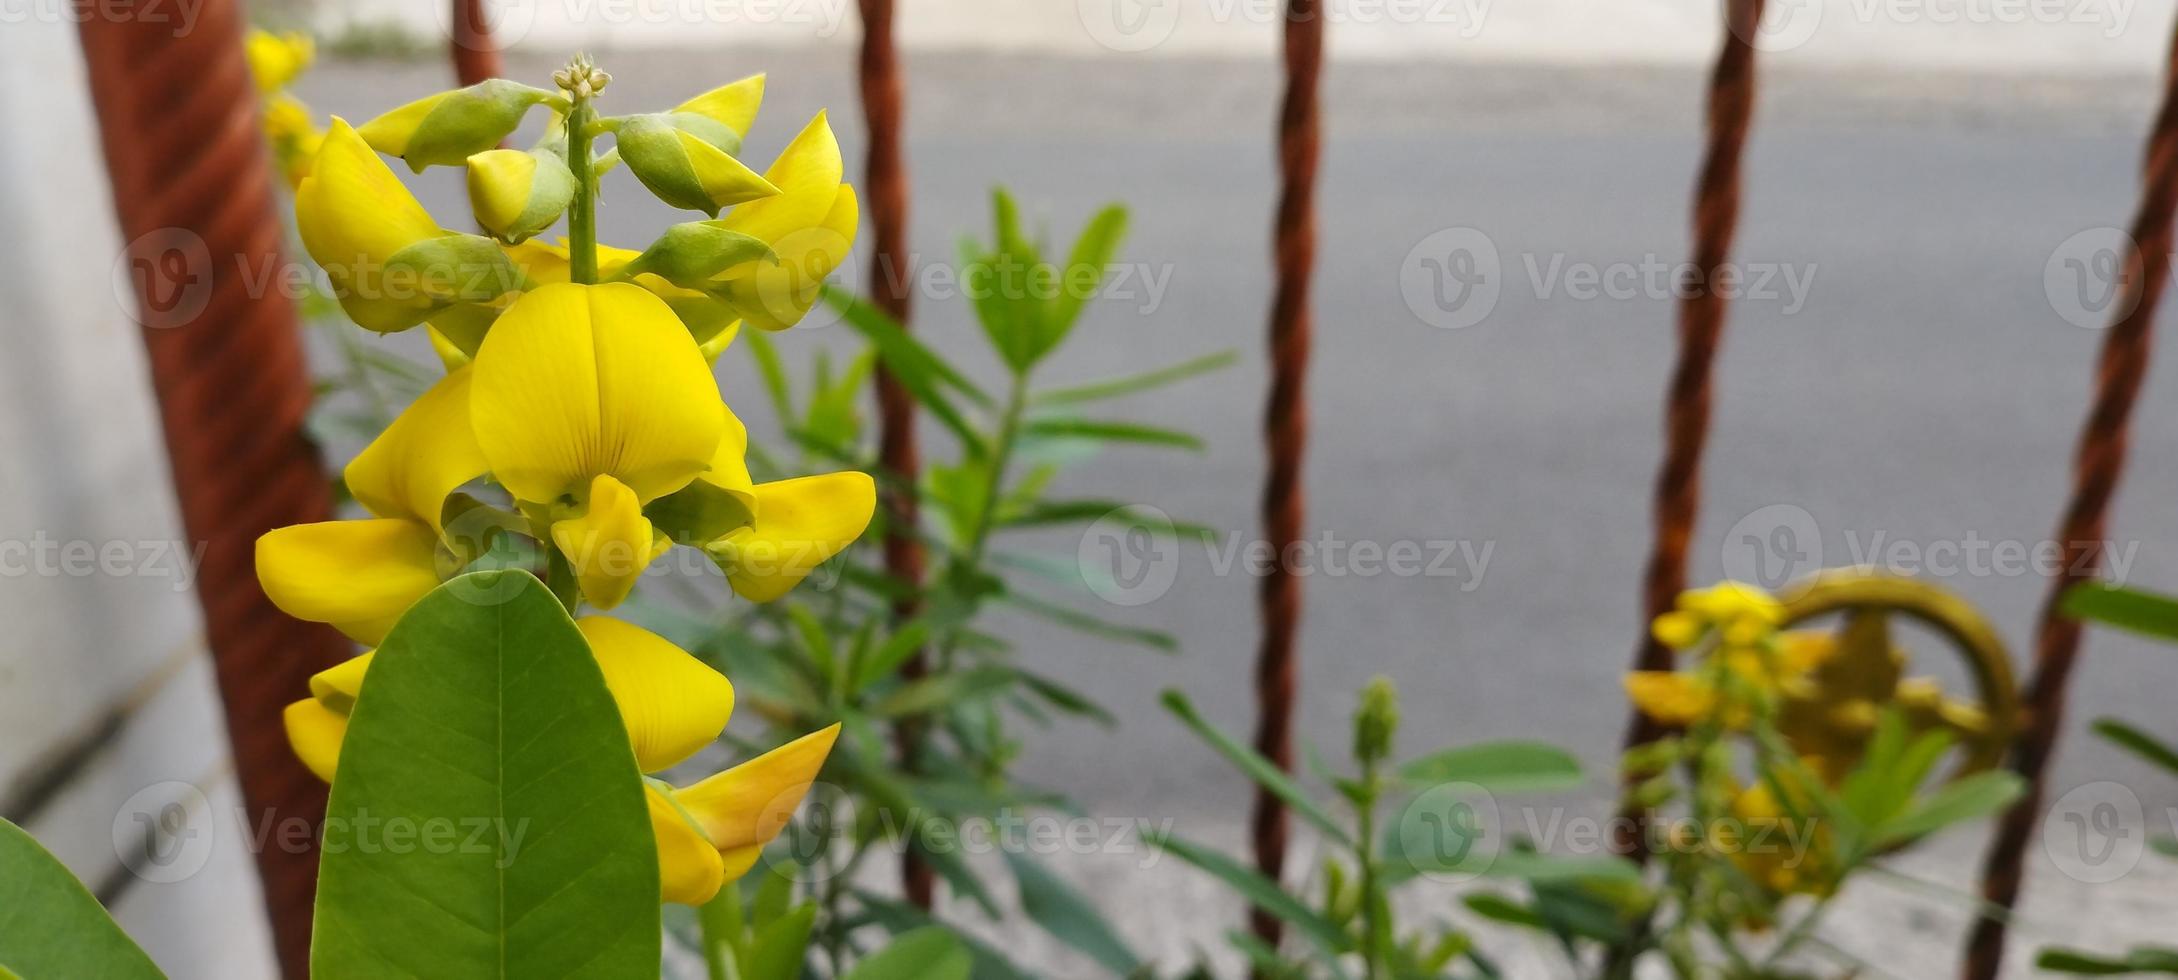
[2062,582,2178,643]
[1161,690,1350,846]
[1875,771,2025,847]
[1023,418,1204,451]
[0,819,162,980]
[1148,831,1351,956]
[844,927,972,980]
[2037,946,2178,974]
[1003,852,1140,975]
[1031,350,1240,406]
[2095,718,2178,777]
[312,571,660,979]
[1397,741,1585,794]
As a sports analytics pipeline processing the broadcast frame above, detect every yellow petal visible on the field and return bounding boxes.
[717,845,764,884]
[1650,610,1706,650]
[552,475,671,610]
[712,472,875,603]
[285,698,349,784]
[246,30,312,94]
[296,119,446,332]
[466,148,538,240]
[356,91,450,157]
[1623,671,1714,728]
[716,112,843,248]
[675,74,765,137]
[256,518,441,644]
[470,282,726,504]
[309,651,376,714]
[679,132,780,210]
[577,617,734,772]
[344,367,487,530]
[697,319,742,360]
[676,724,840,853]
[648,784,727,905]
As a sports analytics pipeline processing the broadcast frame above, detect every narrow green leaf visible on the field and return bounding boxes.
[2062,582,2178,643]
[853,621,932,693]
[1023,418,1203,451]
[2095,718,2178,777]
[844,927,973,980]
[741,329,795,425]
[312,571,660,979]
[868,667,1015,719]
[1397,742,1586,794]
[1161,690,1351,846]
[2037,946,2178,974]
[1148,832,1351,956]
[1003,852,1141,975]
[745,902,817,980]
[1031,350,1240,406]
[0,819,162,979]
[1001,592,1176,653]
[1039,204,1129,356]
[1876,771,2025,846]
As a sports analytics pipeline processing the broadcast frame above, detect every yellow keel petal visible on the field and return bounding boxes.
[552,475,671,610]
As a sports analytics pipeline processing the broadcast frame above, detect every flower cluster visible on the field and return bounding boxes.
[255,55,872,905]
[245,30,325,188]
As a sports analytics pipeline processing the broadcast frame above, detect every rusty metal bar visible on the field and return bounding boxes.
[1963,17,2178,979]
[1612,0,1767,857]
[450,0,505,86]
[76,3,351,976]
[1248,0,1324,952]
[854,0,934,910]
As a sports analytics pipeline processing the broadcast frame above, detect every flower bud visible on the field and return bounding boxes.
[617,221,774,289]
[615,114,779,216]
[1353,676,1399,766]
[246,30,313,94]
[465,147,577,245]
[359,80,558,172]
[672,74,765,148]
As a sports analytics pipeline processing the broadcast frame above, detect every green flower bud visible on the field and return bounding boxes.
[617,221,775,289]
[465,147,577,245]
[615,113,779,216]
[358,79,559,172]
[1353,676,1399,766]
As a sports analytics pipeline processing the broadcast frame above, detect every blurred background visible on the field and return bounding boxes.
[5,0,2178,975]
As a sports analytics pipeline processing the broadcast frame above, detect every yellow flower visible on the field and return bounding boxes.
[465,148,578,245]
[647,724,840,904]
[257,368,487,643]
[709,112,858,332]
[245,30,313,95]
[468,283,726,609]
[504,239,742,357]
[284,616,736,781]
[261,95,325,190]
[707,472,876,603]
[296,119,458,333]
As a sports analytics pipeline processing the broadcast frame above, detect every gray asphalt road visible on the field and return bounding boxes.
[298,50,2178,973]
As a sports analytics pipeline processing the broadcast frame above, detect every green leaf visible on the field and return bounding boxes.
[844,927,973,980]
[1023,418,1204,452]
[312,570,660,979]
[1397,741,1586,794]
[822,287,989,453]
[2095,718,2178,777]
[1004,852,1141,975]
[0,819,162,979]
[1032,350,1240,406]
[1148,831,1351,956]
[2062,582,2178,643]
[1160,690,1351,846]
[2037,946,2178,974]
[741,330,796,425]
[853,621,932,693]
[745,902,817,980]
[1044,205,1128,339]
[1000,592,1176,653]
[1875,771,2025,847]
[869,667,1015,719]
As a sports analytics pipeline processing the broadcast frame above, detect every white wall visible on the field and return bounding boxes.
[0,18,280,980]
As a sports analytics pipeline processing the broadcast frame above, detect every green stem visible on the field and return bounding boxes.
[697,886,740,980]
[1354,761,1384,980]
[934,374,1030,670]
[564,102,600,285]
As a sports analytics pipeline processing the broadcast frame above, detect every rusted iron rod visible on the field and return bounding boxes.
[1963,17,2178,980]
[77,3,351,976]
[854,0,934,910]
[1613,0,1767,853]
[450,0,505,87]
[1249,0,1324,953]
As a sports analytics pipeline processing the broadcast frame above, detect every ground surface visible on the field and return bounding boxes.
[296,50,2178,977]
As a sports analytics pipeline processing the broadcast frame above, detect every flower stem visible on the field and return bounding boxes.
[697,885,739,980]
[565,100,600,285]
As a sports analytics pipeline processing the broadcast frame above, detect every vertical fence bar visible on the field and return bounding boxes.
[1963,18,2178,979]
[854,0,934,910]
[77,3,350,976]
[1249,0,1324,952]
[1613,0,1766,855]
[449,0,504,86]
